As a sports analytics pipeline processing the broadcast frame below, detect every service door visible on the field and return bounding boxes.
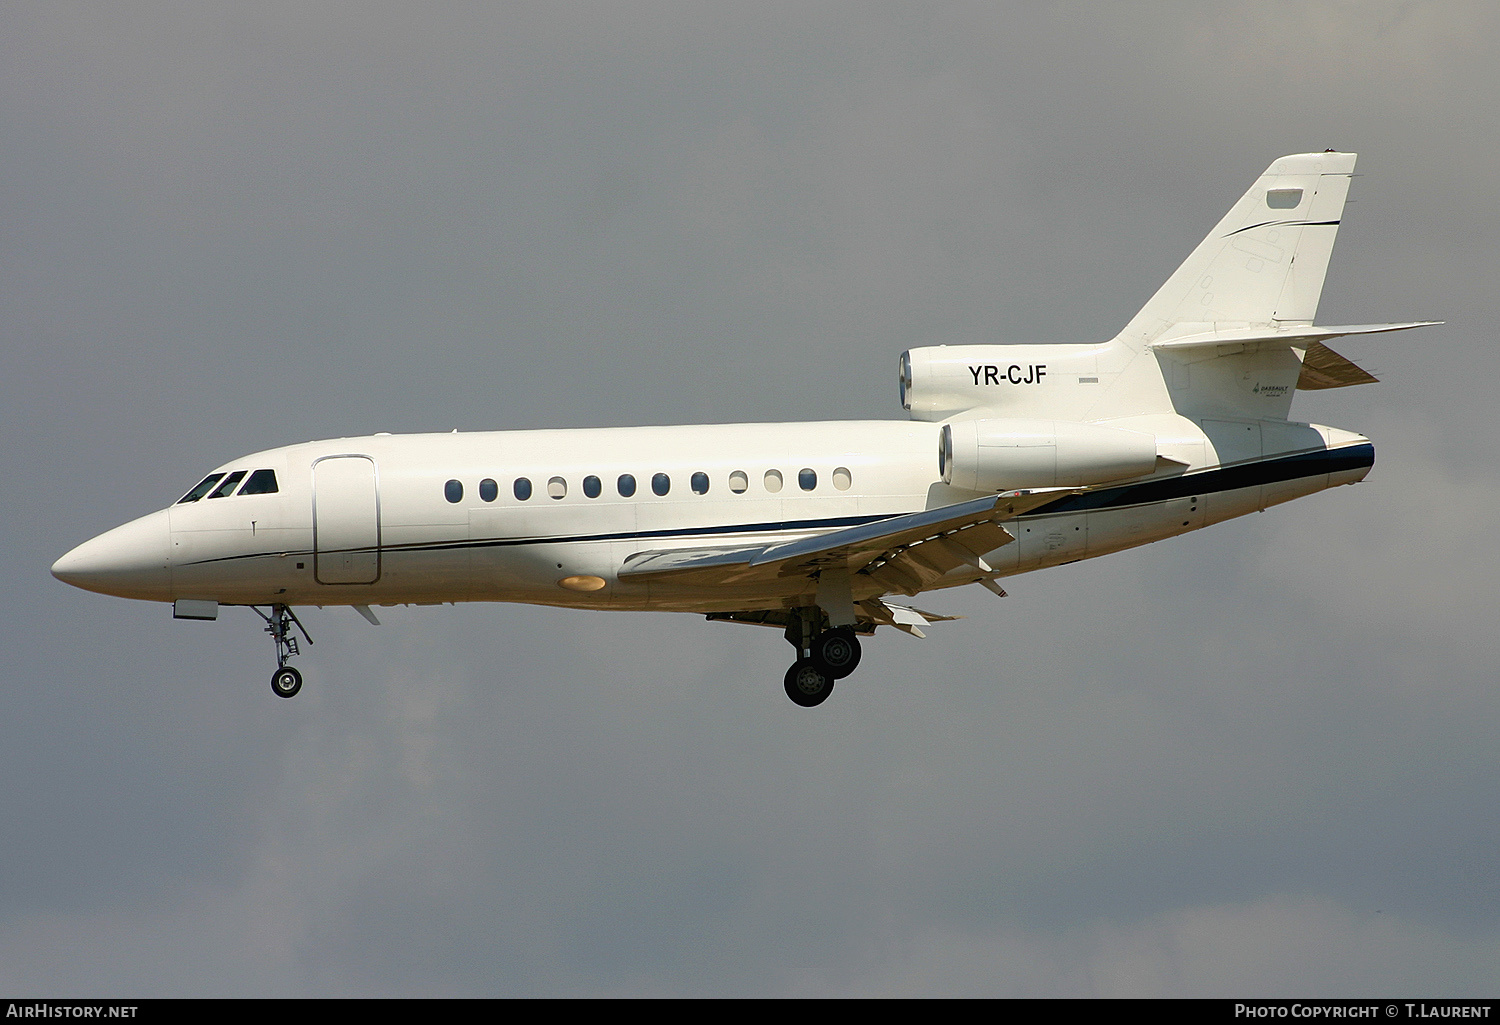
[313,455,380,585]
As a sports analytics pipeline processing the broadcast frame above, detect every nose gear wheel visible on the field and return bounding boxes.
[271,665,303,698]
[251,604,313,698]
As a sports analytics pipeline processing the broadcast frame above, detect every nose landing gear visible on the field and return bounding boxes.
[252,604,313,698]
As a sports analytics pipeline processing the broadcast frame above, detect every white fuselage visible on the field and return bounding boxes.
[52,415,1373,616]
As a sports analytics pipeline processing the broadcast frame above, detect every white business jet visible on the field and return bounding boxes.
[52,152,1435,706]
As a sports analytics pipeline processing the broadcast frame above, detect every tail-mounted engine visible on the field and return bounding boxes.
[900,344,1117,422]
[939,417,1159,492]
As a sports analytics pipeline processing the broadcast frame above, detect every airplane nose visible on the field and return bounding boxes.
[52,508,173,601]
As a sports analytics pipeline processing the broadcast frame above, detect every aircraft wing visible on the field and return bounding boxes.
[620,488,1074,595]
[708,598,963,638]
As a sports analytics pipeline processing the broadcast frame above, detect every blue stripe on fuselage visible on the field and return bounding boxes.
[1023,442,1374,516]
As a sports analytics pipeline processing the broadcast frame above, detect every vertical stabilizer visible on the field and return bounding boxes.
[1115,152,1356,351]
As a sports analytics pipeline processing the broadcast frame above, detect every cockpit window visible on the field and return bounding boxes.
[177,474,226,504]
[207,470,248,498]
[238,469,279,495]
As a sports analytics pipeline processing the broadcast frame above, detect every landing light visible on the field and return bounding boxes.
[558,575,607,592]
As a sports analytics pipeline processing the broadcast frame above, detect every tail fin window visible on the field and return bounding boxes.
[177,474,225,504]
[208,470,248,499]
[1266,188,1303,209]
[239,469,279,495]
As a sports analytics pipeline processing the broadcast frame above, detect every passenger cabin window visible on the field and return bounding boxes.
[239,469,279,495]
[729,470,748,494]
[652,473,670,497]
[514,477,533,501]
[178,474,225,504]
[479,478,498,503]
[691,472,709,495]
[617,474,636,498]
[548,476,567,499]
[798,468,817,491]
[832,467,852,491]
[764,469,783,493]
[583,475,602,499]
[444,479,464,503]
[208,470,248,499]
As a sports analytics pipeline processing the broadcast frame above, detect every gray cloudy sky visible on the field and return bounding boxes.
[3,2,1498,996]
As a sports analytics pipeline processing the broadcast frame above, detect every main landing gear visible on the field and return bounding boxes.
[252,604,313,698]
[782,607,863,707]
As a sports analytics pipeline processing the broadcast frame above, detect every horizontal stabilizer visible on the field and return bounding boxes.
[1297,341,1379,390]
[1149,321,1440,354]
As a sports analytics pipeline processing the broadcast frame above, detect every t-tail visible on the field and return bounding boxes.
[1110,150,1438,424]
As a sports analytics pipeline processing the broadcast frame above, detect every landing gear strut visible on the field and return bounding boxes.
[782,607,863,707]
[252,604,313,698]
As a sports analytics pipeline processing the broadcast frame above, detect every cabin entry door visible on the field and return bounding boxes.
[313,455,381,585]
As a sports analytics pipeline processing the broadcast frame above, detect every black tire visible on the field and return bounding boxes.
[811,628,861,679]
[784,659,834,707]
[271,666,303,698]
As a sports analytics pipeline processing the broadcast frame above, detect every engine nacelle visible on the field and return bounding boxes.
[940,418,1159,491]
[900,344,1115,422]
